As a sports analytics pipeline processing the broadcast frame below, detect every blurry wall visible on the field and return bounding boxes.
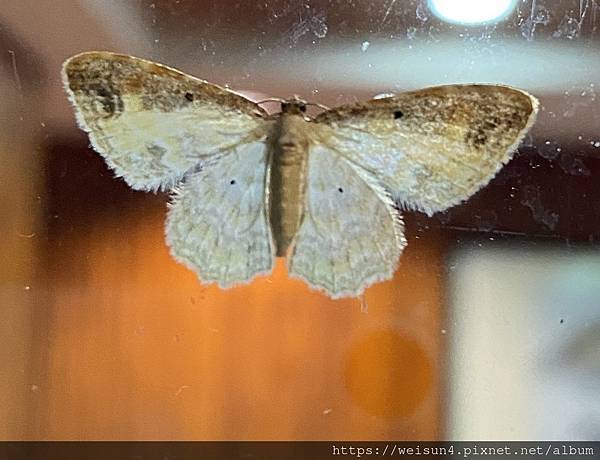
[448,248,600,440]
[0,34,44,439]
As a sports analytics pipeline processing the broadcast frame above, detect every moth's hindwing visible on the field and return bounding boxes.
[288,144,405,298]
[166,141,274,286]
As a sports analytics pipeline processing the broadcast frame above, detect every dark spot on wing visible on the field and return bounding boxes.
[87,82,123,115]
[338,187,344,193]
[393,110,403,119]
[185,92,194,102]
[230,179,236,185]
[146,143,167,158]
[466,127,488,147]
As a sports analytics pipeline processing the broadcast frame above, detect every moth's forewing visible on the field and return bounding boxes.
[315,85,538,215]
[62,51,268,190]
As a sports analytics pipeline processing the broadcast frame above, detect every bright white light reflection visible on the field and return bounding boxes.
[428,0,517,25]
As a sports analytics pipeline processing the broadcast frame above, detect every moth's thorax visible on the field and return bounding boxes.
[280,98,308,116]
[276,113,311,162]
[268,112,311,257]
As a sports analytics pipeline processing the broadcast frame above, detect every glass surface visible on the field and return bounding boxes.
[0,0,598,440]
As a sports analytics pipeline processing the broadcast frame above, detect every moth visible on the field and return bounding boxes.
[62,51,538,299]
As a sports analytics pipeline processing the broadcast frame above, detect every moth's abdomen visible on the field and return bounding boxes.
[268,115,310,257]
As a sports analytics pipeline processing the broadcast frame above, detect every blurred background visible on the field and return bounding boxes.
[1,0,599,440]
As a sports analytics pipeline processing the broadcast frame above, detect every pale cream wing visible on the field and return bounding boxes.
[288,145,406,299]
[62,51,268,190]
[315,85,538,216]
[165,141,273,287]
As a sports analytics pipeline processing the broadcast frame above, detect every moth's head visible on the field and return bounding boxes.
[281,96,307,115]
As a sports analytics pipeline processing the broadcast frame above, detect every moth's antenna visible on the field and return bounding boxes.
[256,97,285,105]
[256,97,329,113]
[306,102,330,111]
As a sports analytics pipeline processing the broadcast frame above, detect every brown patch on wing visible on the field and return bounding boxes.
[317,85,535,143]
[315,84,536,164]
[63,51,266,120]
